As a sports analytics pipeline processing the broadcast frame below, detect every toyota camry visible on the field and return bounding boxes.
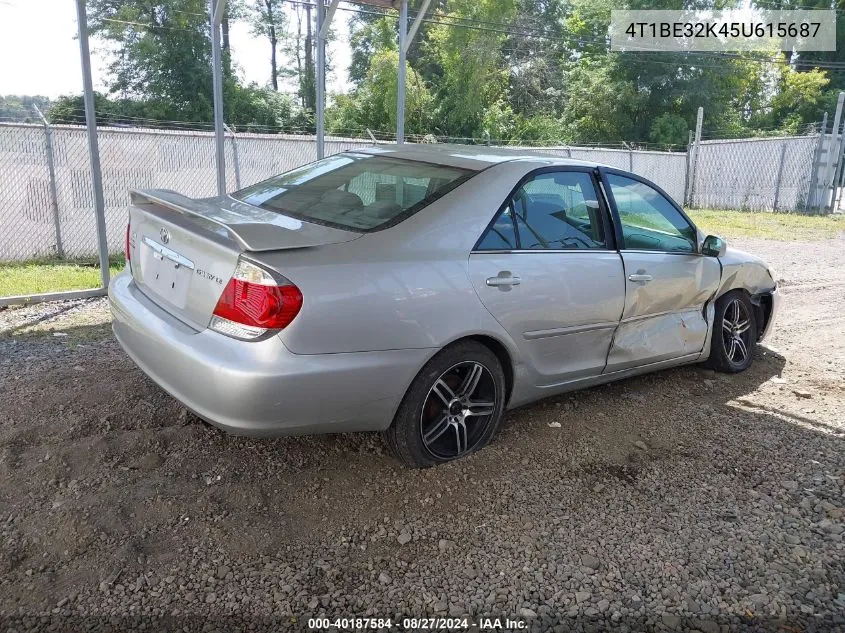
[109,145,779,468]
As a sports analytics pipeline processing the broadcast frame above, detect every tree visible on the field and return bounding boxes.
[769,66,831,133]
[250,0,287,90]
[503,0,568,120]
[0,95,52,123]
[328,49,434,135]
[552,0,775,144]
[85,0,217,121]
[348,16,398,87]
[424,0,517,137]
[649,113,689,146]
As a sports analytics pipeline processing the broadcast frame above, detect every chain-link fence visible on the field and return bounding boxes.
[687,135,819,212]
[0,121,824,302]
[0,123,691,265]
[0,124,374,265]
[0,124,67,263]
[505,146,688,203]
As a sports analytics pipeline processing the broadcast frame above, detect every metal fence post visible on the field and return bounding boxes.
[772,142,788,212]
[830,115,845,214]
[822,92,845,213]
[683,130,693,206]
[316,0,326,159]
[209,0,227,194]
[223,123,242,190]
[805,112,827,215]
[834,120,845,214]
[33,105,64,258]
[687,107,704,207]
[396,0,408,144]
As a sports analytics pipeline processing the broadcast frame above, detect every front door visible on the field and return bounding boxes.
[601,171,721,372]
[467,168,625,386]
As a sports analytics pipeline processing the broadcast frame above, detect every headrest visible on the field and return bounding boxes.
[320,188,364,209]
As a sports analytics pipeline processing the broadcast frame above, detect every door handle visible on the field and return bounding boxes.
[486,273,521,287]
[628,273,653,283]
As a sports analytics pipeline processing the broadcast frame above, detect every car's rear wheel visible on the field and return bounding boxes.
[384,341,506,468]
[706,290,757,373]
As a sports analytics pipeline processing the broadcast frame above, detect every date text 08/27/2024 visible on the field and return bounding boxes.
[307,617,529,630]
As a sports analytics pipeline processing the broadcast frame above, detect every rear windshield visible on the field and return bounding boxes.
[232,153,476,232]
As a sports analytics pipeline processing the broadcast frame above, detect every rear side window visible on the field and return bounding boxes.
[477,171,607,251]
[477,206,518,250]
[232,153,475,232]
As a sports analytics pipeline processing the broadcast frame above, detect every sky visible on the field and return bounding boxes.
[0,0,354,100]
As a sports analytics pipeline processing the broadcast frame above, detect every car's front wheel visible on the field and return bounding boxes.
[384,341,506,468]
[706,290,757,373]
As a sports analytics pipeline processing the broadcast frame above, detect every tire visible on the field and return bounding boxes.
[384,341,507,468]
[705,290,757,373]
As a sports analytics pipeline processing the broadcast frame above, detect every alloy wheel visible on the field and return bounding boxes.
[721,298,752,366]
[420,361,498,459]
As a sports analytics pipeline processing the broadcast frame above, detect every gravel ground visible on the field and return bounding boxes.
[0,237,843,633]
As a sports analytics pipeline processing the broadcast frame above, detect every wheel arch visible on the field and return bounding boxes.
[385,333,518,429]
[464,334,515,404]
[713,286,773,342]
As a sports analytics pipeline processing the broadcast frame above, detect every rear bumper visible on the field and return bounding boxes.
[108,270,432,436]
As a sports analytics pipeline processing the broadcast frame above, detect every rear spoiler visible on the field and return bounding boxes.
[129,189,361,252]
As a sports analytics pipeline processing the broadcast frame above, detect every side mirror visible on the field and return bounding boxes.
[701,235,727,257]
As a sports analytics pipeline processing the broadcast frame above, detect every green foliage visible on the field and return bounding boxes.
[348,16,398,86]
[559,56,641,143]
[87,0,215,120]
[72,0,298,130]
[649,113,689,147]
[769,66,831,134]
[48,88,295,132]
[424,0,517,137]
[328,49,434,136]
[21,0,844,145]
[0,95,52,123]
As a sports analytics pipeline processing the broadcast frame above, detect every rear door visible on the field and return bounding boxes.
[599,170,721,371]
[467,167,625,386]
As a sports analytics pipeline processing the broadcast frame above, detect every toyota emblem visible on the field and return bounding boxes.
[159,227,170,244]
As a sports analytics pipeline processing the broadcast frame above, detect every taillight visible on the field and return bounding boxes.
[210,259,303,340]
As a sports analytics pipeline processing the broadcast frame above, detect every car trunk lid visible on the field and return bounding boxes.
[127,189,360,330]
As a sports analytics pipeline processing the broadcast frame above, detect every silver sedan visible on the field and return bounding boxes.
[109,145,779,467]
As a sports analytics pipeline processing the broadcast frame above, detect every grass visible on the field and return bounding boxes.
[0,257,125,298]
[686,209,845,241]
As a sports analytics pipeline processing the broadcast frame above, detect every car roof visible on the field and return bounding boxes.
[353,143,603,171]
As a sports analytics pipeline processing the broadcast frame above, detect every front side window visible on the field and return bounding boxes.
[233,153,475,232]
[606,174,697,253]
[476,171,607,251]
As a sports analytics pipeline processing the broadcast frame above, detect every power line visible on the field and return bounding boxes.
[100,17,201,32]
